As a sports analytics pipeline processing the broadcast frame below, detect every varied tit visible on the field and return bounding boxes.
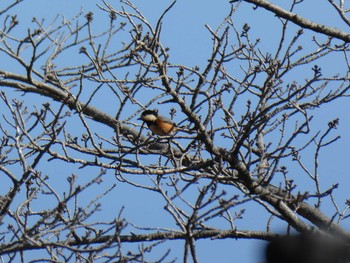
[138,110,177,136]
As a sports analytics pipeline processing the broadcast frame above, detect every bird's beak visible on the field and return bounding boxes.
[137,117,143,121]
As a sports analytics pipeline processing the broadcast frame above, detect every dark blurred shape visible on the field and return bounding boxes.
[265,233,349,263]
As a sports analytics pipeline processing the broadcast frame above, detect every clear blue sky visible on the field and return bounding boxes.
[2,0,350,262]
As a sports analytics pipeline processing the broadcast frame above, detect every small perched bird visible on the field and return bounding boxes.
[138,110,178,136]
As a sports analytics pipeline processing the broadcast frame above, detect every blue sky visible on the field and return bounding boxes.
[1,0,350,262]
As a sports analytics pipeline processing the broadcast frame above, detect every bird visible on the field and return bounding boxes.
[138,110,178,136]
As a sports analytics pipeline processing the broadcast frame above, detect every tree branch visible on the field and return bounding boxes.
[239,0,350,42]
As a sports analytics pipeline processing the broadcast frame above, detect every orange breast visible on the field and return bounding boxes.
[150,119,176,135]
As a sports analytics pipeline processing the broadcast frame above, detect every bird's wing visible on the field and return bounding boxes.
[157,115,176,125]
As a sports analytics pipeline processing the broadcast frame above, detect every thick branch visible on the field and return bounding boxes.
[0,229,278,255]
[240,0,350,42]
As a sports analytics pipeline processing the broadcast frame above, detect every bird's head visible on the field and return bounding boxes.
[138,110,158,122]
